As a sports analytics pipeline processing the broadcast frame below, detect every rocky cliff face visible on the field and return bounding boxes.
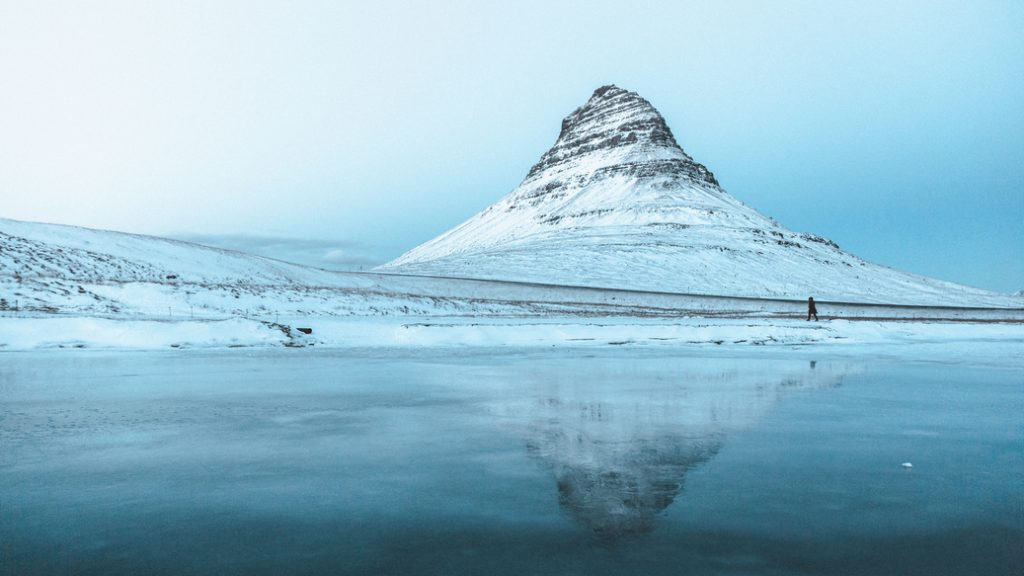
[523,84,717,186]
[498,85,744,232]
[378,85,1013,306]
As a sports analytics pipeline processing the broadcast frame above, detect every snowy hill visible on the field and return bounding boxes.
[379,85,1016,307]
[8,217,815,320]
[0,218,356,287]
[2,217,1021,350]
[0,218,531,318]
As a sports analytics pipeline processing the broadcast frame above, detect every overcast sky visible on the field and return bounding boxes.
[2,1,1022,292]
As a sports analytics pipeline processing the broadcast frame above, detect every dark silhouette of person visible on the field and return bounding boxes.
[807,297,818,321]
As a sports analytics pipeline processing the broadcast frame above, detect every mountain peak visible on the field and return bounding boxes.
[559,84,677,147]
[525,84,710,185]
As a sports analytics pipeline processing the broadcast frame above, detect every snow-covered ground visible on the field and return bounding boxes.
[6,216,1019,322]
[2,314,1021,369]
[3,215,1022,354]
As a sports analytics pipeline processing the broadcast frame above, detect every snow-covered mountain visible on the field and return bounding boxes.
[2,86,1019,321]
[380,85,1014,307]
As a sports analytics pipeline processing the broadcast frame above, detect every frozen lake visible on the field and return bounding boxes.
[1,348,1021,575]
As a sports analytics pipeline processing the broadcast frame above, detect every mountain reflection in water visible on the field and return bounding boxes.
[499,359,853,540]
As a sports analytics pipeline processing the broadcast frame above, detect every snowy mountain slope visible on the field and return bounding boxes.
[3,217,799,319]
[379,85,1017,307]
[0,218,366,287]
[0,218,554,318]
[1,217,355,314]
[3,218,1020,321]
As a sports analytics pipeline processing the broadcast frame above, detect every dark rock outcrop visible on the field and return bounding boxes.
[524,85,717,186]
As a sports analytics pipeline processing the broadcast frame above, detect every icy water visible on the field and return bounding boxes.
[1,349,1021,576]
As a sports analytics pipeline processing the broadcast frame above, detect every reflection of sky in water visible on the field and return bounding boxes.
[0,351,1020,575]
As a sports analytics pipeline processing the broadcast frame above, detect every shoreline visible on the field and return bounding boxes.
[2,315,1021,367]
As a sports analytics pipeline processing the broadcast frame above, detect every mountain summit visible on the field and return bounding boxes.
[379,86,1006,305]
[523,84,713,185]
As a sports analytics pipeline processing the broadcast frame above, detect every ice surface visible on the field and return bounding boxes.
[1,349,1021,575]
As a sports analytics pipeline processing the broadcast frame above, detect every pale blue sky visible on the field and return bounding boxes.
[1,1,1021,291]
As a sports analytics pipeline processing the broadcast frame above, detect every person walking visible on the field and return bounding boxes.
[807,297,818,321]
